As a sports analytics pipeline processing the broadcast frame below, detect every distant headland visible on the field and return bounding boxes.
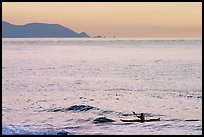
[2,21,90,38]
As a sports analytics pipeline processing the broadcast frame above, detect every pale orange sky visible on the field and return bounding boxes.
[2,2,202,38]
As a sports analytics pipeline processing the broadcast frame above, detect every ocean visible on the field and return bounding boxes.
[2,38,202,135]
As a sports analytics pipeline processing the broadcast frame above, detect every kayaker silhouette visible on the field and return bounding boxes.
[120,111,160,122]
[133,111,145,122]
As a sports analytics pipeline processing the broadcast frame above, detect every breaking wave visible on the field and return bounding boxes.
[2,125,72,135]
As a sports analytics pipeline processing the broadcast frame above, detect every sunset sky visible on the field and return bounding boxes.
[2,2,202,38]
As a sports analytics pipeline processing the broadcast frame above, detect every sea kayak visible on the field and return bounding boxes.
[120,118,160,122]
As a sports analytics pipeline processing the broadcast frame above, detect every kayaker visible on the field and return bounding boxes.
[132,112,145,122]
[121,112,160,123]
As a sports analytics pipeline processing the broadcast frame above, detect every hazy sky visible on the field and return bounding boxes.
[2,2,202,38]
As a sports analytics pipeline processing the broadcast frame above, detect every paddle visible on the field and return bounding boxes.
[132,111,140,118]
[132,111,137,115]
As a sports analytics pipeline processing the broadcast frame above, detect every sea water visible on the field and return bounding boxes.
[2,38,202,135]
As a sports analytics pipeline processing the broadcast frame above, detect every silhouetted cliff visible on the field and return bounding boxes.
[2,21,89,38]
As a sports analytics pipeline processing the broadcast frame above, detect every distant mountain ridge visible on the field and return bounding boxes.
[2,21,89,38]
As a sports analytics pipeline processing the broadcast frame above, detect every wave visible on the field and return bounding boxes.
[2,125,72,135]
[93,117,115,124]
[47,105,97,112]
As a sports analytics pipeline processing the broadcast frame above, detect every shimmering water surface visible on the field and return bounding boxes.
[2,38,202,135]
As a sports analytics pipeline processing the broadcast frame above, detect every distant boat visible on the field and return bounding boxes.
[94,35,103,38]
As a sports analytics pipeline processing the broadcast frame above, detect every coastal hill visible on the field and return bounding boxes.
[2,21,89,38]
